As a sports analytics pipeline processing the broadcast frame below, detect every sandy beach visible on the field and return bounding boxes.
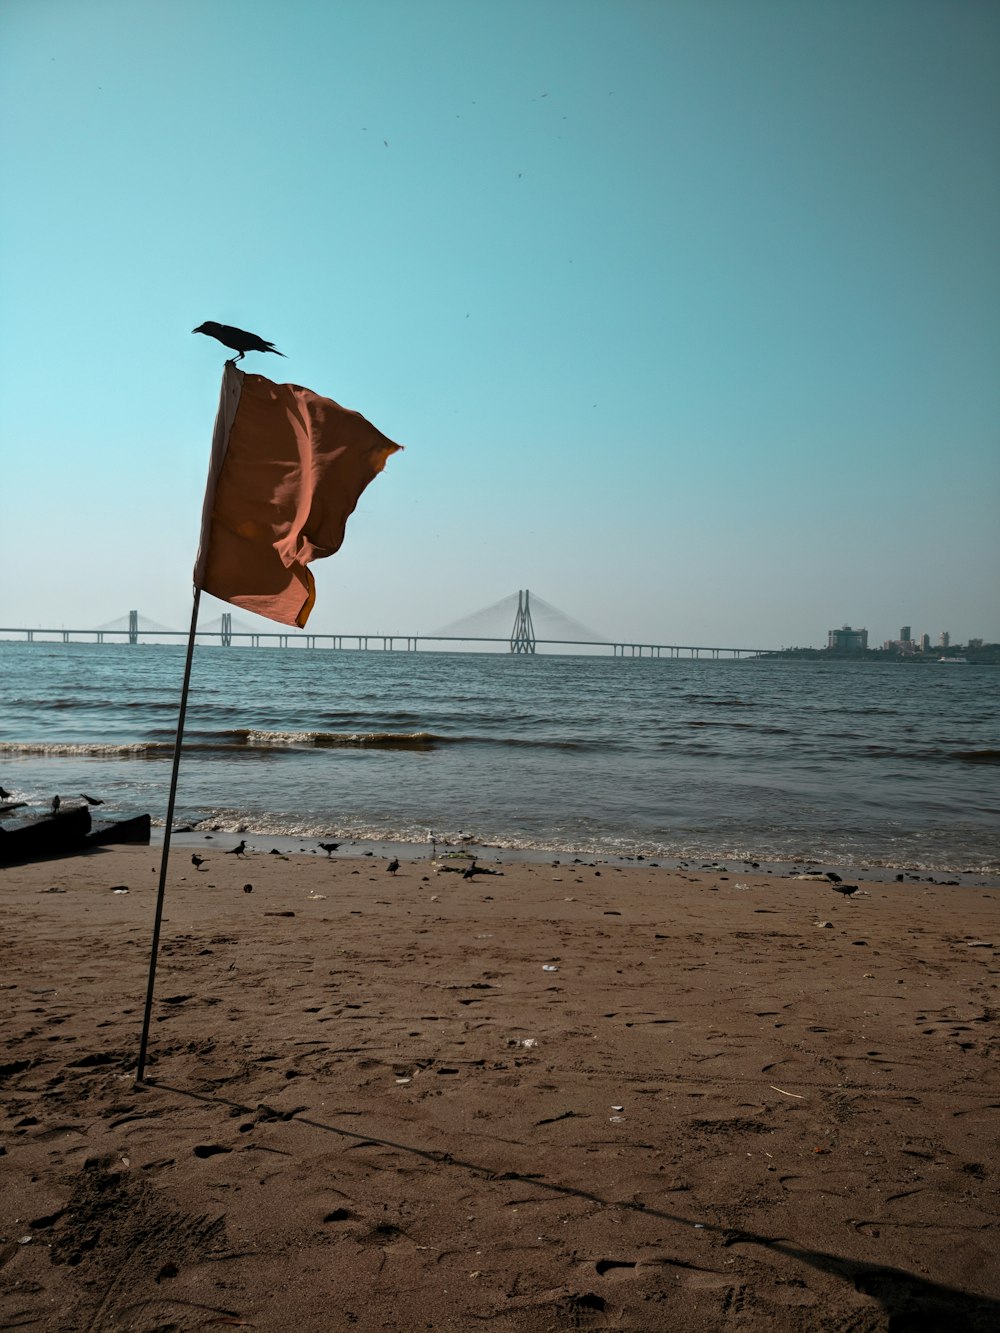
[1,846,998,1331]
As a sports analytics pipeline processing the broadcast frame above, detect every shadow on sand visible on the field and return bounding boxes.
[147,1078,999,1332]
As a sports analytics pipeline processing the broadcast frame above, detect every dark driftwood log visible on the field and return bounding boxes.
[88,814,152,847]
[0,809,152,865]
[0,806,92,865]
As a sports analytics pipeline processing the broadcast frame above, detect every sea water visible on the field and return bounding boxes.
[0,640,997,874]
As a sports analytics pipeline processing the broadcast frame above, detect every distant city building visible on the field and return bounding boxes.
[921,633,931,653]
[828,625,868,652]
[900,625,911,643]
[939,631,950,649]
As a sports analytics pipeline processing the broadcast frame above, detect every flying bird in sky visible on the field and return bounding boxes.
[192,322,285,364]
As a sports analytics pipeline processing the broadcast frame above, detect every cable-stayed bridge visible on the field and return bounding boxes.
[0,593,772,658]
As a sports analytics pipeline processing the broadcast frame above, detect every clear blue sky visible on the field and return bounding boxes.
[2,0,997,648]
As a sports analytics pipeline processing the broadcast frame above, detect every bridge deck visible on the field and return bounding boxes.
[0,627,769,658]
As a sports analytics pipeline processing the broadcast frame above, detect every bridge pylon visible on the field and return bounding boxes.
[128,610,138,646]
[510,589,536,654]
[221,612,232,647]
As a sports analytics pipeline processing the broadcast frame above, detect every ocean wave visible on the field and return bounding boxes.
[686,720,755,730]
[0,740,172,756]
[16,697,184,712]
[228,728,597,753]
[0,730,605,758]
[683,695,754,707]
[862,744,1000,764]
[232,728,441,751]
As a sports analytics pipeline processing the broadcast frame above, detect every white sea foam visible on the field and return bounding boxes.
[0,740,169,756]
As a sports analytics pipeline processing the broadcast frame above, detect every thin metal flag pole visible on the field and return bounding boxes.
[136,586,202,1081]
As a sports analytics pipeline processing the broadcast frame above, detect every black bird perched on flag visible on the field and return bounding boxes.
[192,321,286,364]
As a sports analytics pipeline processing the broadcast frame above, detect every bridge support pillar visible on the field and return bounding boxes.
[510,589,536,654]
[128,609,138,646]
[221,613,232,647]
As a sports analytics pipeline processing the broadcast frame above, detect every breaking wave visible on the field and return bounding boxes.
[0,730,600,758]
[0,741,172,756]
[233,728,441,751]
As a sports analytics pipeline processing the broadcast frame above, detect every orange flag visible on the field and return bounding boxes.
[193,365,402,627]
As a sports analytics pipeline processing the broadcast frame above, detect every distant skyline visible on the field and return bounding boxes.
[2,0,998,648]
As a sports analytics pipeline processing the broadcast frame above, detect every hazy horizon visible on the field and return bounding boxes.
[2,0,997,647]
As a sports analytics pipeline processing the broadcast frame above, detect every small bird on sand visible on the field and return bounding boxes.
[80,793,104,806]
[830,883,858,897]
[463,861,503,879]
[51,795,61,814]
[319,842,340,857]
[191,854,208,871]
[227,840,248,857]
[192,321,286,364]
[387,857,400,874]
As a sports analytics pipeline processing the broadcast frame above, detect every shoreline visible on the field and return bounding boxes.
[156,826,1000,888]
[1,847,998,1330]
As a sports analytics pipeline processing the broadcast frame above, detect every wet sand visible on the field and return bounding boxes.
[1,847,998,1331]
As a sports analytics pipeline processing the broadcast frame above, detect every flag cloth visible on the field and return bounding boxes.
[193,364,403,627]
